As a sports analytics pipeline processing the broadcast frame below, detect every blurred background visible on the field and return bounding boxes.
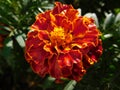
[0,0,120,90]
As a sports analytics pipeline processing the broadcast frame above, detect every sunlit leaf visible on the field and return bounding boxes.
[114,13,120,23]
[42,76,55,89]
[103,13,115,29]
[15,34,25,48]
[63,80,77,90]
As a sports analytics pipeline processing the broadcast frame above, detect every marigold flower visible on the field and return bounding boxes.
[25,2,103,82]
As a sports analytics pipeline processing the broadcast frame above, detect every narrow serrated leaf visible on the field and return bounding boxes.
[63,80,77,90]
[16,34,25,48]
[114,13,120,23]
[2,37,13,60]
[103,13,115,29]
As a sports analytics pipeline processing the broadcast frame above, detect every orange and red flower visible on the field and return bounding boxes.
[25,2,103,82]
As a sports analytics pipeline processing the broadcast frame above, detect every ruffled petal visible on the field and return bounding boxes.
[31,16,47,30]
[65,9,79,21]
[53,2,73,14]
[57,53,73,77]
[58,53,73,68]
[73,17,88,38]
[38,30,49,41]
[69,50,82,64]
[30,58,49,77]
[71,62,86,81]
[49,54,62,80]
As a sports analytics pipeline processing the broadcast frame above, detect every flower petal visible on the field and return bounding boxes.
[53,2,73,14]
[31,16,47,30]
[65,9,79,21]
[38,30,49,41]
[30,58,49,77]
[73,17,88,38]
[58,53,73,68]
[49,54,62,79]
[71,62,86,81]
[69,50,82,63]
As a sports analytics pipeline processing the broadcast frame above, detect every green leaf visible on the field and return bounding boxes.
[15,34,25,48]
[42,76,55,89]
[0,27,9,34]
[103,13,115,29]
[63,80,77,90]
[2,37,13,61]
[114,13,120,23]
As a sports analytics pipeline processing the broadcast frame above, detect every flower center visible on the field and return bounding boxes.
[50,27,65,45]
[50,27,73,46]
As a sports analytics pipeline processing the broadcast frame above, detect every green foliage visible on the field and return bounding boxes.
[0,0,120,90]
[63,80,77,90]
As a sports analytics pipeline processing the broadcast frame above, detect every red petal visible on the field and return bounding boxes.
[61,66,72,77]
[73,17,88,38]
[38,30,49,40]
[72,63,86,81]
[58,53,73,77]
[31,17,47,30]
[65,9,78,21]
[49,54,62,79]
[55,14,67,26]
[28,42,49,63]
[54,15,73,31]
[61,19,73,32]
[53,2,73,14]
[87,39,103,62]
[58,53,73,68]
[25,31,42,56]
[82,55,94,69]
[43,43,57,54]
[31,11,56,31]
[31,58,49,77]
[69,50,86,81]
[69,50,82,64]
[27,42,50,77]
